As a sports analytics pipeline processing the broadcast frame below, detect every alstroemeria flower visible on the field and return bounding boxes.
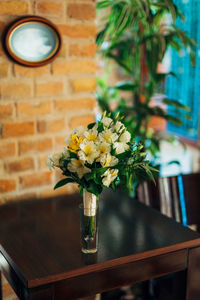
[113,142,129,154]
[78,140,100,164]
[101,117,113,128]
[113,121,125,133]
[102,169,118,187]
[46,152,62,170]
[84,127,98,142]
[119,131,131,143]
[99,129,118,144]
[98,153,118,167]
[67,158,91,178]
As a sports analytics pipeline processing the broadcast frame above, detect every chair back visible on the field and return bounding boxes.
[137,172,200,227]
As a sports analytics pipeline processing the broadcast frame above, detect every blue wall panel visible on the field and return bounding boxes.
[165,0,200,140]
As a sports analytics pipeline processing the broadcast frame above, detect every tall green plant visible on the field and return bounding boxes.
[96,0,196,159]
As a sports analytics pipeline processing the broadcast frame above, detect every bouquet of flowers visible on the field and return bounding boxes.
[47,112,156,253]
[47,111,155,199]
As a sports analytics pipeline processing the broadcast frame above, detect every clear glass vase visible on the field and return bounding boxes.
[79,190,99,254]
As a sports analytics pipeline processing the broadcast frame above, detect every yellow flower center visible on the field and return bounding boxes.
[104,156,111,167]
[111,172,118,177]
[73,159,84,167]
[87,133,97,141]
[83,145,93,155]
[104,133,111,143]
[100,145,107,153]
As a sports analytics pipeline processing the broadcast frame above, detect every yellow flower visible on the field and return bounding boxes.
[68,134,83,153]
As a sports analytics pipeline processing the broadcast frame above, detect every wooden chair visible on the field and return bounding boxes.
[137,172,200,229]
[137,172,200,300]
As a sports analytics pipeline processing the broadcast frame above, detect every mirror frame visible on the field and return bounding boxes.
[2,16,62,67]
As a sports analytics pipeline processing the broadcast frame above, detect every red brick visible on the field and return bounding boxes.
[71,77,96,92]
[54,98,96,111]
[20,171,52,189]
[6,157,34,173]
[52,60,96,75]
[58,24,96,38]
[0,142,16,158]
[0,179,16,192]
[36,82,63,96]
[69,114,95,128]
[0,1,29,15]
[39,155,49,169]
[0,63,9,78]
[3,121,34,138]
[67,4,95,20]
[37,118,65,133]
[55,135,66,147]
[19,138,53,155]
[17,101,51,116]
[36,1,64,17]
[69,43,96,57]
[0,104,13,118]
[14,64,49,77]
[1,82,32,97]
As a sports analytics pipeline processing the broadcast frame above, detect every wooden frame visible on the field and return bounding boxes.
[2,16,61,67]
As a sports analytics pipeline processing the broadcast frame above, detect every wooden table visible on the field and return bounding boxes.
[0,189,200,300]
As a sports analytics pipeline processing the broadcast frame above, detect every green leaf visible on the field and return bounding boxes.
[97,122,104,133]
[165,115,183,126]
[162,98,190,111]
[84,172,94,181]
[86,181,102,196]
[114,81,139,91]
[54,178,75,190]
[88,122,96,129]
[95,167,108,176]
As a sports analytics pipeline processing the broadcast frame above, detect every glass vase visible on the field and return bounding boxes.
[79,190,99,254]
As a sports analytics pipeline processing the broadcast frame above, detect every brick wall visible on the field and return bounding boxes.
[0,0,97,204]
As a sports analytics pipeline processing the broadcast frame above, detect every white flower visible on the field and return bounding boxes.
[101,117,113,128]
[63,149,70,159]
[98,153,118,167]
[65,126,85,145]
[99,129,118,144]
[67,158,91,178]
[98,142,111,155]
[119,131,131,143]
[84,127,98,142]
[113,142,129,154]
[46,154,54,170]
[78,140,100,164]
[102,169,118,187]
[113,121,125,133]
[46,152,62,170]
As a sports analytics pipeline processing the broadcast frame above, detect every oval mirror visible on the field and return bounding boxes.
[3,16,61,67]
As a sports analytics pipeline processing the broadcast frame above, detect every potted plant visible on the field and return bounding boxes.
[96,0,196,161]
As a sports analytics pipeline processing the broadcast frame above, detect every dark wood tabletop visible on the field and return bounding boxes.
[0,188,200,300]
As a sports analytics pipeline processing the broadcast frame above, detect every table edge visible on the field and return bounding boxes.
[27,238,200,288]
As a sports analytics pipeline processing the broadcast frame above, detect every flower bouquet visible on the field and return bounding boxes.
[47,111,155,253]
